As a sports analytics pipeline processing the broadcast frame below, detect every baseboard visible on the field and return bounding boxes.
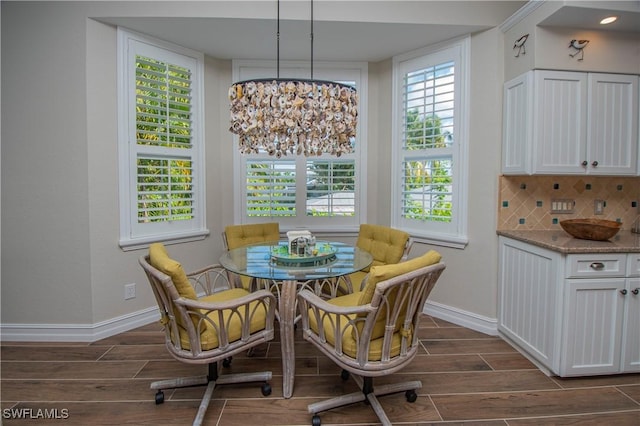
[424,300,498,336]
[1,300,496,342]
[0,306,159,342]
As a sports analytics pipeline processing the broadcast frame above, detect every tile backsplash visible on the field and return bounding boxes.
[498,176,640,230]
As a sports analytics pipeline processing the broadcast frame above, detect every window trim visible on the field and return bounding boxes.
[231,59,368,233]
[117,28,208,250]
[391,37,469,249]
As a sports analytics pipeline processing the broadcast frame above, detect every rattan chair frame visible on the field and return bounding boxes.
[297,261,445,426]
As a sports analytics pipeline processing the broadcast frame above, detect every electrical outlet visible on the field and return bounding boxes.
[550,199,575,214]
[594,199,605,215]
[124,283,136,300]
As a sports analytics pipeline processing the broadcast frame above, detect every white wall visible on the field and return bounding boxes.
[408,28,505,326]
[1,1,511,339]
[2,4,94,325]
[1,3,230,338]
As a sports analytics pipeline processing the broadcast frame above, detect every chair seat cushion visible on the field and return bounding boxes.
[181,288,269,351]
[307,292,404,361]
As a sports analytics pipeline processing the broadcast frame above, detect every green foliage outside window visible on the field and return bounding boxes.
[135,56,194,223]
[403,109,452,222]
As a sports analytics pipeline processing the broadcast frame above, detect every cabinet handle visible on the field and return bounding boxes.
[620,289,628,295]
[589,262,605,270]
[633,288,640,295]
[581,160,588,166]
[591,160,598,167]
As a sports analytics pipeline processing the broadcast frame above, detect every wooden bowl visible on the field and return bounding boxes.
[560,218,622,241]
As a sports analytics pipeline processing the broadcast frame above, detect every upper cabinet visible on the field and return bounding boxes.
[502,70,639,176]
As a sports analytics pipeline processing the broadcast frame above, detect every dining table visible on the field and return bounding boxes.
[219,240,373,398]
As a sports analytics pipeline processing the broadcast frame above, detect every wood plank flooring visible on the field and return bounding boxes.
[2,316,639,425]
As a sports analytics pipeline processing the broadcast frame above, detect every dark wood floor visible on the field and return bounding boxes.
[2,315,639,425]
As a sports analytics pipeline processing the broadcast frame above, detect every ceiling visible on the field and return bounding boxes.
[98,1,528,63]
[99,1,639,64]
[539,4,640,33]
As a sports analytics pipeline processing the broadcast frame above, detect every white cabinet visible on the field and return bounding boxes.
[502,70,639,175]
[533,71,588,174]
[587,73,639,175]
[502,72,533,174]
[498,238,561,370]
[561,253,628,376]
[623,253,640,372]
[498,237,640,376]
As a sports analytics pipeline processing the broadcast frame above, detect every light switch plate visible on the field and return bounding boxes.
[594,199,605,215]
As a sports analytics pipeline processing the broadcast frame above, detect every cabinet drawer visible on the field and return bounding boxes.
[628,254,640,277]
[566,254,627,278]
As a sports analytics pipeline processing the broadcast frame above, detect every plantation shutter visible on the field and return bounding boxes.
[118,29,206,248]
[400,60,455,224]
[246,160,297,217]
[305,159,355,217]
[135,55,195,223]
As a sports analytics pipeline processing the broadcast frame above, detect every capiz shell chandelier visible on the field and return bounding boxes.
[229,79,357,157]
[228,0,358,157]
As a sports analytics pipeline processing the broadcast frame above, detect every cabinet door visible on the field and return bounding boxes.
[587,74,639,175]
[502,72,533,174]
[533,71,587,174]
[621,277,640,373]
[499,238,560,372]
[561,278,625,376]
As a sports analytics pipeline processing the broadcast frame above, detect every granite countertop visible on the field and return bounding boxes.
[497,229,640,254]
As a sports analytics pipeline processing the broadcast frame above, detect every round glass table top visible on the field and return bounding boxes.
[219,241,373,281]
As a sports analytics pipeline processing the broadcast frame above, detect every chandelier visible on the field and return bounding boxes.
[228,0,358,157]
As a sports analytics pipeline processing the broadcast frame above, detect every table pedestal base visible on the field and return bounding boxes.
[280,280,297,398]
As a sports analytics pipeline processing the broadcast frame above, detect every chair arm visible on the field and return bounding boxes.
[173,289,276,355]
[297,289,373,316]
[176,289,276,312]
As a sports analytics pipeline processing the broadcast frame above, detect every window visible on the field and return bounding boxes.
[232,60,367,232]
[118,29,207,249]
[391,38,469,248]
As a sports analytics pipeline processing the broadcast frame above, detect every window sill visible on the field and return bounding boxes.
[119,229,210,251]
[411,233,468,250]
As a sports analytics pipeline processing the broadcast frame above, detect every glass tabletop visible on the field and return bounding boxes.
[219,241,373,281]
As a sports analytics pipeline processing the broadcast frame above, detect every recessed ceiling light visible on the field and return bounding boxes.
[600,16,618,25]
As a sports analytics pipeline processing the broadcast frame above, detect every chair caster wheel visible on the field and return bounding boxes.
[222,357,232,368]
[311,414,321,426]
[155,390,164,405]
[405,389,418,403]
[340,370,350,381]
[261,382,272,396]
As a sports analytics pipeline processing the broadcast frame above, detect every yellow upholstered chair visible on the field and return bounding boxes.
[297,250,445,426]
[346,224,412,291]
[222,222,280,250]
[222,222,280,290]
[140,243,276,426]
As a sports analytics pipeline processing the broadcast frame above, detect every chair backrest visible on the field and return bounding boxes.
[222,222,280,250]
[353,250,444,359]
[139,249,275,363]
[355,224,411,272]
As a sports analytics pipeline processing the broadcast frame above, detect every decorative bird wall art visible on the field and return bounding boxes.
[569,39,589,61]
[513,34,529,57]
